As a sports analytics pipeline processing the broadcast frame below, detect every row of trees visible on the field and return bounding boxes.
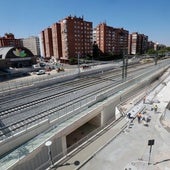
[147,47,170,56]
[69,46,170,65]
[69,44,123,64]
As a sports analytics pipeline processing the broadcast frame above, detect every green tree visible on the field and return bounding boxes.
[93,43,99,59]
[69,57,77,65]
[147,49,157,54]
[165,47,170,51]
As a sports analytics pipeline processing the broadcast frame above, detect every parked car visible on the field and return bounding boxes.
[36,70,45,75]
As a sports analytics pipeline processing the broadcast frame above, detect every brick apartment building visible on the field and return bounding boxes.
[60,16,93,62]
[95,23,129,56]
[51,23,62,60]
[128,32,148,55]
[0,33,21,47]
[41,16,93,63]
[148,41,155,50]
[41,28,53,59]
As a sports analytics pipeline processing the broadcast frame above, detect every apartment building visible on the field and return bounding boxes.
[51,23,62,60]
[128,32,148,55]
[95,23,129,56]
[21,36,40,56]
[115,28,129,55]
[128,32,137,55]
[148,41,155,50]
[59,16,93,62]
[141,34,148,54]
[41,16,93,62]
[41,28,53,59]
[0,33,21,47]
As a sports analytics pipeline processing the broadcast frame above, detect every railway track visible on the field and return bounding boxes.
[0,62,150,103]
[0,62,166,140]
[0,80,123,138]
[0,63,150,109]
[0,65,153,121]
[0,81,110,118]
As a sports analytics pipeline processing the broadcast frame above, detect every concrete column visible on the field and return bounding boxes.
[115,106,122,119]
[101,111,104,126]
[101,103,116,125]
[61,135,67,156]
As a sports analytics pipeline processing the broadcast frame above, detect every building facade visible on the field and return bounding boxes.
[41,28,53,59]
[0,46,36,69]
[59,16,93,62]
[95,23,129,56]
[41,16,93,63]
[51,23,62,60]
[128,32,148,55]
[21,36,40,56]
[141,34,148,54]
[148,41,155,50]
[0,33,21,47]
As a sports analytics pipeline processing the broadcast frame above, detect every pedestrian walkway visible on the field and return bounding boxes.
[51,117,128,170]
[52,71,170,170]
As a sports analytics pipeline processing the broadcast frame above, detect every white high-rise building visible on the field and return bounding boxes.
[21,36,40,56]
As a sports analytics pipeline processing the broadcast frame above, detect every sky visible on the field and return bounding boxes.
[1,0,170,46]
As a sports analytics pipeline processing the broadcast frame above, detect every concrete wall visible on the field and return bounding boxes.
[89,114,101,127]
[101,100,116,125]
[10,137,63,170]
[0,120,50,157]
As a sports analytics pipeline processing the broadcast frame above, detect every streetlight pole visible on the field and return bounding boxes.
[154,51,158,65]
[77,53,80,75]
[122,50,125,81]
[125,53,128,80]
[45,141,53,167]
[122,48,128,81]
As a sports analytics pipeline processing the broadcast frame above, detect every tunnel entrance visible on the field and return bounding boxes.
[66,122,98,148]
[66,114,101,149]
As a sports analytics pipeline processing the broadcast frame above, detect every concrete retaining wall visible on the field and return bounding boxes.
[0,120,50,157]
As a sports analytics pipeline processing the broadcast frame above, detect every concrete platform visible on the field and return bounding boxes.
[52,71,170,170]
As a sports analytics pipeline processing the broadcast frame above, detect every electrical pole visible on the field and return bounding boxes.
[78,53,80,75]
[155,52,158,65]
[125,54,128,80]
[122,50,125,80]
[122,49,128,81]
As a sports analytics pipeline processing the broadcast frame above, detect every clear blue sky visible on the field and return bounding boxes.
[1,0,170,46]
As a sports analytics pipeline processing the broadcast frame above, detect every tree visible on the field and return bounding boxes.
[147,49,157,55]
[165,47,170,51]
[69,57,77,65]
[93,42,99,59]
